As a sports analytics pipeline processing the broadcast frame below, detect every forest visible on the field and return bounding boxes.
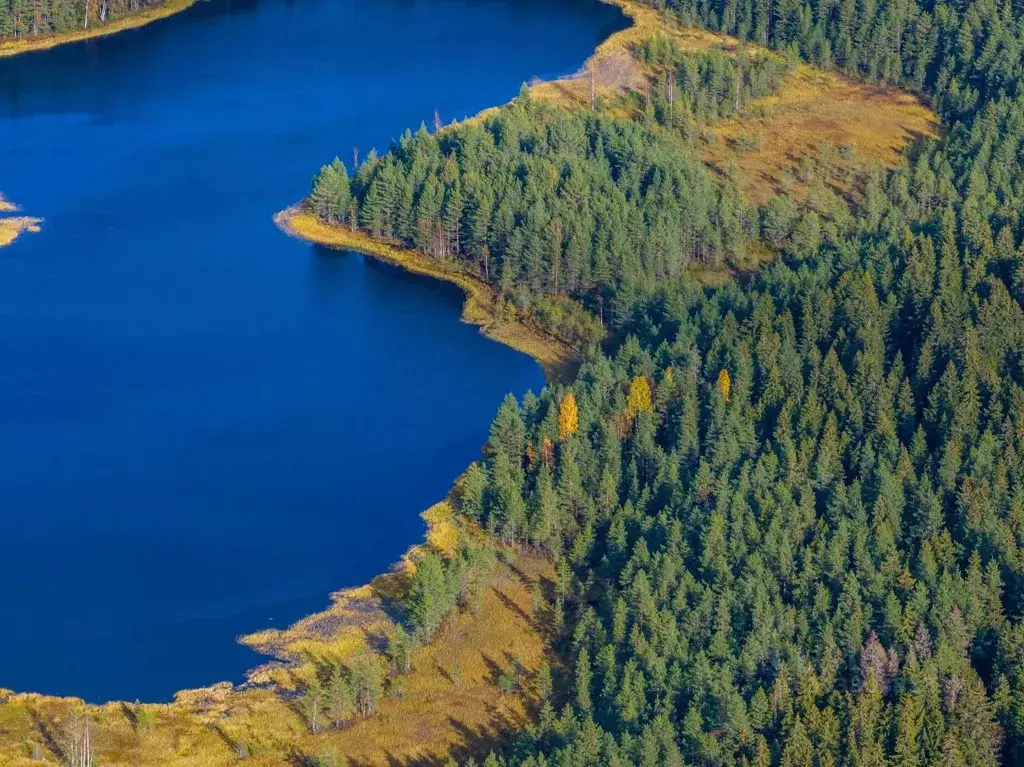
[305,0,1024,761]
[0,0,154,39]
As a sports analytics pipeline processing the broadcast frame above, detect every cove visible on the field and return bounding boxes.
[0,0,626,702]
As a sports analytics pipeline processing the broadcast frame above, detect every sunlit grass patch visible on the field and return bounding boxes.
[517,0,939,206]
[704,63,940,203]
[303,552,554,766]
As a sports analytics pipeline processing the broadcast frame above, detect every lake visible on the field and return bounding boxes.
[0,0,624,702]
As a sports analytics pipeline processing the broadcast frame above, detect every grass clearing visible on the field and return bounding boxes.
[306,552,552,766]
[519,0,939,204]
[704,63,939,202]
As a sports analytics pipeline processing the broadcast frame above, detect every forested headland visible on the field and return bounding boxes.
[296,0,1024,762]
[4,0,1024,760]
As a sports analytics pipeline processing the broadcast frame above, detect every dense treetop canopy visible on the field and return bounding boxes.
[0,0,153,38]
[311,0,1024,762]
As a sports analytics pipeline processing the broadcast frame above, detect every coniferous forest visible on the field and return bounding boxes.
[0,0,156,39]
[306,0,1024,762]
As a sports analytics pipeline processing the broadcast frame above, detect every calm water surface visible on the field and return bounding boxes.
[0,0,624,701]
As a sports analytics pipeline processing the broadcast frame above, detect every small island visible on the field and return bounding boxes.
[0,194,41,248]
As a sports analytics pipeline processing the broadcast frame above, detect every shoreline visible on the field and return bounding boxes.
[0,0,197,58]
[0,0,634,749]
[274,206,583,383]
[0,0,948,757]
[237,499,464,680]
[0,498,554,765]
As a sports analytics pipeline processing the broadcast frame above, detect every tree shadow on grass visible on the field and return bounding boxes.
[27,706,64,764]
[492,586,536,632]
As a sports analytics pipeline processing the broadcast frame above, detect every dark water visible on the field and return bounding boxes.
[0,0,624,702]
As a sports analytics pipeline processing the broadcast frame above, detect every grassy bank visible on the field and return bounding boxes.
[275,206,582,383]
[0,502,555,766]
[0,0,197,58]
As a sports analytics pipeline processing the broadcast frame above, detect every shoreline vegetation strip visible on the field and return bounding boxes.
[0,0,637,710]
[273,207,581,383]
[0,0,197,57]
[0,0,938,714]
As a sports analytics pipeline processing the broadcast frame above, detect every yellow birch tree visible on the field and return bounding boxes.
[717,369,732,401]
[626,375,653,417]
[558,392,579,441]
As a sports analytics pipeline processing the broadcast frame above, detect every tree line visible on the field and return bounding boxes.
[310,84,758,345]
[0,0,155,40]
[303,0,1024,762]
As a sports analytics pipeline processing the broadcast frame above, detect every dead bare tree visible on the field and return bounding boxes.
[667,68,675,124]
[64,711,94,767]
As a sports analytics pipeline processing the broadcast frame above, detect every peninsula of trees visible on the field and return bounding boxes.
[4,0,1024,761]
[300,0,1024,762]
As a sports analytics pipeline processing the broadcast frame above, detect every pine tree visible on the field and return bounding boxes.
[574,647,593,713]
[408,553,450,638]
[301,677,325,733]
[388,624,414,675]
[351,653,384,718]
[326,663,354,729]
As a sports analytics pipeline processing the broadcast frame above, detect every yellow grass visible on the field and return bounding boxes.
[242,501,462,675]
[0,0,197,58]
[524,0,728,109]
[309,553,552,766]
[705,64,939,202]
[275,206,581,383]
[0,500,554,766]
[512,0,939,204]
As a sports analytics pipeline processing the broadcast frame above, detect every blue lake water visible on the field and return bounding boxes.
[0,0,624,702]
